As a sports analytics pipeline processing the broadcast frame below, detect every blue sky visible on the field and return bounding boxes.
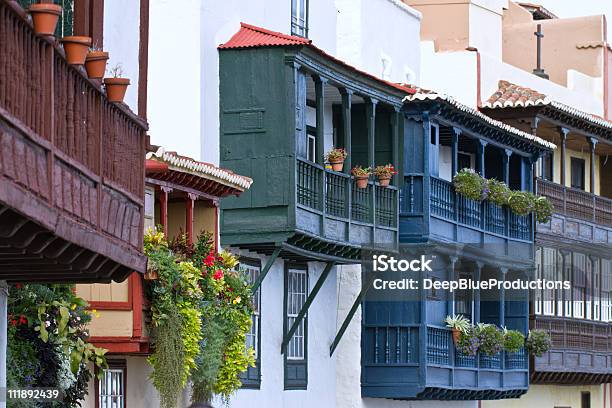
[534,0,612,22]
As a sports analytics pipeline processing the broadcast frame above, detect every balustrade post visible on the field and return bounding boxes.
[588,137,598,221]
[366,99,377,238]
[452,129,460,222]
[503,150,512,237]
[558,127,569,187]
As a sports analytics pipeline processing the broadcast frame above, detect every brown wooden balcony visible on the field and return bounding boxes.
[532,315,612,384]
[0,1,147,282]
[537,178,612,227]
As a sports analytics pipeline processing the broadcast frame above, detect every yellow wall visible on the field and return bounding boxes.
[86,310,133,337]
[483,384,608,408]
[75,281,129,303]
[551,146,601,195]
[194,202,216,237]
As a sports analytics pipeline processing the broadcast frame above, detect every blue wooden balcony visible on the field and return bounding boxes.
[401,176,533,262]
[362,324,528,400]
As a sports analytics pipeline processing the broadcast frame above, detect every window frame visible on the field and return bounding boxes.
[570,157,586,190]
[284,262,308,390]
[95,359,127,408]
[239,256,262,389]
[291,0,309,38]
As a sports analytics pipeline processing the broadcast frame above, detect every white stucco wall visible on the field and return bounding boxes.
[467,0,506,60]
[103,0,141,114]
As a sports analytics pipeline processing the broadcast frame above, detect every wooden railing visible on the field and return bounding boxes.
[430,177,532,241]
[0,1,147,250]
[297,158,398,229]
[534,316,612,352]
[537,178,612,227]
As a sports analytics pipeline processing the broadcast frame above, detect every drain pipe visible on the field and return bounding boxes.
[466,47,482,108]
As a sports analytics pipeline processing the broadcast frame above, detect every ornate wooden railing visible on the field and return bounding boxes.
[537,178,612,227]
[534,316,612,352]
[0,1,146,251]
[297,158,398,230]
[430,176,532,241]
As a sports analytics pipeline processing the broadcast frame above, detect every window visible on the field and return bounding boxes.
[239,258,261,388]
[571,157,585,190]
[541,152,553,181]
[284,264,308,389]
[307,127,316,163]
[97,360,126,408]
[455,273,473,322]
[581,391,591,408]
[458,152,472,172]
[573,253,587,319]
[291,0,309,37]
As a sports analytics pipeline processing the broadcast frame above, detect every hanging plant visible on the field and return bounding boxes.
[486,179,510,207]
[526,329,552,357]
[453,168,486,201]
[325,148,347,172]
[445,314,470,343]
[507,191,535,216]
[373,164,397,187]
[533,196,553,224]
[503,328,525,353]
[456,326,480,356]
[351,166,371,189]
[475,323,504,356]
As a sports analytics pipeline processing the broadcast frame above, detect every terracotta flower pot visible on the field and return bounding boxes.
[104,77,130,103]
[355,176,369,189]
[377,176,391,187]
[84,51,109,79]
[61,36,92,65]
[330,159,344,172]
[452,328,461,344]
[29,3,62,36]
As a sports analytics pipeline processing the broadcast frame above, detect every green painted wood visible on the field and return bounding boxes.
[341,89,352,172]
[250,247,281,292]
[282,261,335,354]
[366,98,377,169]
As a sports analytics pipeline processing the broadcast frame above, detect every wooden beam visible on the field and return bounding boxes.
[340,88,352,173]
[250,247,281,292]
[281,262,335,354]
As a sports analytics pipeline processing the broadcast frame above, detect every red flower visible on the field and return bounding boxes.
[213,270,224,280]
[204,254,215,267]
[18,315,27,325]
[9,319,17,327]
[14,283,22,289]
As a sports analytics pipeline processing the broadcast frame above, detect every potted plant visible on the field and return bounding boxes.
[104,64,130,103]
[351,166,371,189]
[445,314,470,344]
[456,326,479,357]
[453,168,486,201]
[503,328,525,353]
[525,329,552,357]
[475,323,503,356]
[325,148,347,172]
[533,196,553,224]
[28,3,62,36]
[84,43,109,80]
[373,164,397,187]
[507,191,535,216]
[61,35,92,65]
[487,179,510,207]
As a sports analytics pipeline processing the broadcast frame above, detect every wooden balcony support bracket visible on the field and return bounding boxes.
[558,126,569,186]
[281,261,335,354]
[330,271,377,357]
[250,247,281,293]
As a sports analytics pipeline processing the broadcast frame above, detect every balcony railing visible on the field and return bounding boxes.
[0,1,147,276]
[430,176,532,241]
[534,316,612,352]
[297,158,398,232]
[537,178,612,227]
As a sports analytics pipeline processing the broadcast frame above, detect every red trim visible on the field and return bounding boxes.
[145,159,168,174]
[91,336,150,354]
[88,301,131,310]
[159,188,168,237]
[131,272,143,338]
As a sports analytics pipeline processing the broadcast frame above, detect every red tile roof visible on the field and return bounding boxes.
[485,80,547,108]
[219,23,416,95]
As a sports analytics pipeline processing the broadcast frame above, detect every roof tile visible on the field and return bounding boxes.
[219,23,311,49]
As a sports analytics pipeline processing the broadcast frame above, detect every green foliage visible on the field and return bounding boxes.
[526,329,552,357]
[324,147,347,162]
[507,191,535,216]
[533,196,554,223]
[444,314,470,333]
[456,327,479,356]
[503,329,526,353]
[7,284,105,407]
[486,179,510,207]
[475,324,504,356]
[351,166,371,177]
[453,168,486,201]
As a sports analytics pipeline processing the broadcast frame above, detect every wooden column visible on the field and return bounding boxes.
[476,139,487,176]
[447,257,457,317]
[159,187,171,237]
[588,137,598,194]
[451,128,460,177]
[340,88,352,173]
[365,98,378,169]
[314,75,327,165]
[559,127,569,186]
[185,193,196,245]
[503,149,512,185]
[391,107,400,186]
[474,262,482,323]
